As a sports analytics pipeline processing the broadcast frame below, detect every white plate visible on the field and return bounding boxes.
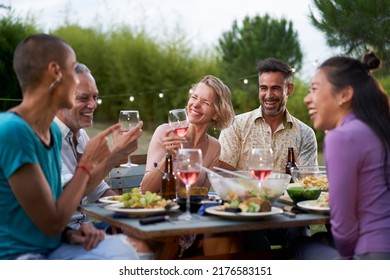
[98,195,123,204]
[104,203,180,217]
[205,206,283,220]
[297,200,330,213]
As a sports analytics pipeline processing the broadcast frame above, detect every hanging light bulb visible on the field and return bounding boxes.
[243,78,248,84]
[129,96,135,102]
[97,98,102,105]
[159,92,164,98]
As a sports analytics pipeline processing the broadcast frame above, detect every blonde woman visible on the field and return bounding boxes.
[141,75,235,193]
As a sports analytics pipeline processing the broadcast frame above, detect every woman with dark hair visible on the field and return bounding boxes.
[297,52,390,260]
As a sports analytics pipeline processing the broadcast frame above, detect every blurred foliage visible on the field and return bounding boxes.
[53,24,219,131]
[309,0,390,75]
[0,8,38,110]
[1,7,389,150]
[216,14,303,101]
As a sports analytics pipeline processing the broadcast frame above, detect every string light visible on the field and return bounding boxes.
[1,73,264,103]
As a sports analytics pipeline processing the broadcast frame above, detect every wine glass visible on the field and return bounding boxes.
[248,148,273,186]
[118,110,140,167]
[175,148,202,221]
[168,109,189,145]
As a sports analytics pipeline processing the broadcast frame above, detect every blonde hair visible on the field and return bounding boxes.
[190,75,235,130]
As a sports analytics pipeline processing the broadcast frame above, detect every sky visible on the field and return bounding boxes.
[4,0,338,80]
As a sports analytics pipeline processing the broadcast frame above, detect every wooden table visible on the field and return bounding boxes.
[79,202,330,259]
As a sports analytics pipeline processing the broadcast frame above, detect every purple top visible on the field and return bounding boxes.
[325,113,390,258]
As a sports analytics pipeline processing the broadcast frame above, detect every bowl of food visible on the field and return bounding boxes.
[208,170,258,201]
[209,171,291,204]
[260,173,292,204]
[290,166,328,191]
[286,183,322,204]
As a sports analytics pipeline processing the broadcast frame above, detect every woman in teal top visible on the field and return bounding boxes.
[0,113,63,258]
[0,34,143,259]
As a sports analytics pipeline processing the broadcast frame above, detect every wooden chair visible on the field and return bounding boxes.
[108,154,147,194]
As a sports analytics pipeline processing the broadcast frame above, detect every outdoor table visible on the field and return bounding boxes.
[79,202,330,259]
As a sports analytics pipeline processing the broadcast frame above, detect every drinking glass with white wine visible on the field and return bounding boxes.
[118,110,140,167]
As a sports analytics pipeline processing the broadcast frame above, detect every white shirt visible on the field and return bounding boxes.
[54,117,110,229]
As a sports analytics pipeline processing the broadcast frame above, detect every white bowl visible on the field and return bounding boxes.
[261,173,292,203]
[209,171,291,204]
[290,166,328,191]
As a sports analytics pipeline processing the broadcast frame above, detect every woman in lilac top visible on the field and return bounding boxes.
[299,52,390,259]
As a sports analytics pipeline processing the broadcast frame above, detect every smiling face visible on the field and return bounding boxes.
[258,72,292,117]
[305,69,345,130]
[187,83,218,126]
[58,71,98,132]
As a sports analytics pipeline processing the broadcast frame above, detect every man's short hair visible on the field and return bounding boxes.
[257,58,293,83]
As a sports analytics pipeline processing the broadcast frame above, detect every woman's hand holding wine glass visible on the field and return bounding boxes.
[248,148,273,186]
[118,110,140,167]
[176,148,202,221]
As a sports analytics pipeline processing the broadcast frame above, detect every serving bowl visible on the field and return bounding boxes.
[290,166,328,191]
[209,171,291,204]
[286,184,322,204]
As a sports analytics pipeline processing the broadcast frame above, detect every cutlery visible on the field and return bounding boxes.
[139,215,171,225]
[164,201,175,211]
[213,166,252,179]
[138,202,178,225]
[278,205,296,218]
[197,164,222,178]
[97,203,110,208]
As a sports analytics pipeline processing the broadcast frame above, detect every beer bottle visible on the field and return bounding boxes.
[161,154,176,200]
[285,147,298,183]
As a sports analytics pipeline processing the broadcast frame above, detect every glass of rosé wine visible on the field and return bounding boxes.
[176,148,202,221]
[248,148,273,186]
[118,110,140,167]
[168,109,189,146]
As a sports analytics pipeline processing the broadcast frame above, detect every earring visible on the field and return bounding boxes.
[212,121,219,136]
[48,78,61,93]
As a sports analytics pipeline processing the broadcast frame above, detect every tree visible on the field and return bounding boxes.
[52,24,219,130]
[309,0,390,74]
[216,14,303,113]
[0,10,38,111]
